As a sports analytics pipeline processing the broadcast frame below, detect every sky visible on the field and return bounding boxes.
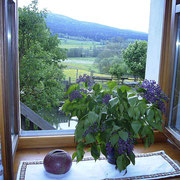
[18,0,151,33]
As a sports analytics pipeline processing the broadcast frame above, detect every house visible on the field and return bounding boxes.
[0,0,180,179]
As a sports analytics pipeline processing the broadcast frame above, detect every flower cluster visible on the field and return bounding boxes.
[83,122,98,137]
[80,89,87,94]
[69,90,83,102]
[106,136,134,156]
[117,138,134,155]
[106,142,114,155]
[102,93,111,105]
[139,80,168,113]
[76,74,93,87]
[83,122,106,137]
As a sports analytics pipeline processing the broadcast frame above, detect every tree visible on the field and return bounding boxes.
[109,62,128,80]
[122,40,147,79]
[94,37,129,74]
[19,0,67,115]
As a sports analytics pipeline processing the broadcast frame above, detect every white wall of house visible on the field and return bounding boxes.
[145,0,166,82]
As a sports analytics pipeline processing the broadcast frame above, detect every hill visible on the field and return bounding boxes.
[46,13,148,42]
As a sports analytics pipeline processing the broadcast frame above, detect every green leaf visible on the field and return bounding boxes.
[116,154,130,172]
[112,124,120,133]
[100,143,107,157]
[119,104,124,113]
[77,142,85,150]
[131,121,142,134]
[107,81,117,90]
[76,142,85,162]
[134,107,140,120]
[128,96,138,107]
[101,106,107,114]
[116,155,124,172]
[75,121,84,142]
[76,149,85,162]
[120,85,131,92]
[72,152,77,160]
[110,134,119,146]
[91,143,100,161]
[128,107,134,118]
[118,131,128,141]
[65,84,79,95]
[137,101,146,115]
[127,152,135,165]
[144,130,154,148]
[141,126,151,138]
[147,109,154,121]
[85,134,96,144]
[93,83,102,93]
[88,111,98,124]
[109,97,119,108]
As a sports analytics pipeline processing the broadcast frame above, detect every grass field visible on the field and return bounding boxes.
[62,57,110,82]
[60,38,102,49]
[62,57,98,72]
[63,68,111,82]
[68,57,96,61]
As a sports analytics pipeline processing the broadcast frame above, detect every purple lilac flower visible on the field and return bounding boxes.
[102,93,111,105]
[80,89,87,94]
[76,74,93,87]
[83,122,98,137]
[106,135,134,156]
[117,138,134,155]
[106,142,114,155]
[69,90,83,102]
[139,80,168,113]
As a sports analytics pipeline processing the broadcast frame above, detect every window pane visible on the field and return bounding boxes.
[0,137,4,180]
[169,15,180,133]
[7,0,16,138]
[18,0,150,133]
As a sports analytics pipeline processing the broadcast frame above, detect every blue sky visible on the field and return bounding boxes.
[19,0,150,33]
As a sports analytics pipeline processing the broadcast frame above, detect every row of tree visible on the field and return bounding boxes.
[94,38,147,79]
[67,46,102,57]
[19,0,66,118]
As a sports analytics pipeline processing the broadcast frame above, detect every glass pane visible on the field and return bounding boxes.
[7,1,16,138]
[18,0,150,132]
[169,15,180,133]
[0,136,4,179]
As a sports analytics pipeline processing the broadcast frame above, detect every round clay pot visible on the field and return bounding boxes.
[43,149,72,174]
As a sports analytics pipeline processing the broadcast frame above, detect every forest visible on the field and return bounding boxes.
[46,13,148,42]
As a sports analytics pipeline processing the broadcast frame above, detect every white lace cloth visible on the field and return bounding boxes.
[16,151,180,180]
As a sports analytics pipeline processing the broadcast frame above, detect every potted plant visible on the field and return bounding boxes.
[62,74,168,172]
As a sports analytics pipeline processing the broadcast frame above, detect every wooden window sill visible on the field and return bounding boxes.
[14,140,180,179]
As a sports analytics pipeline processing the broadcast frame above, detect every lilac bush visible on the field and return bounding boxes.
[63,76,168,172]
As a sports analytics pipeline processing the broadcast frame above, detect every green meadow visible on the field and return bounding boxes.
[61,57,110,82]
[60,38,102,49]
[60,38,110,82]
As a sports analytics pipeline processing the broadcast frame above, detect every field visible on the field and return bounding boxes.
[59,37,108,82]
[60,38,102,49]
[62,57,111,82]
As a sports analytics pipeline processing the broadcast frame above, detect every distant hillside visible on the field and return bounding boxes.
[46,13,148,42]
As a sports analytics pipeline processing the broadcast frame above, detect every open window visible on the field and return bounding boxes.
[159,0,180,148]
[0,0,19,179]
[0,0,180,179]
